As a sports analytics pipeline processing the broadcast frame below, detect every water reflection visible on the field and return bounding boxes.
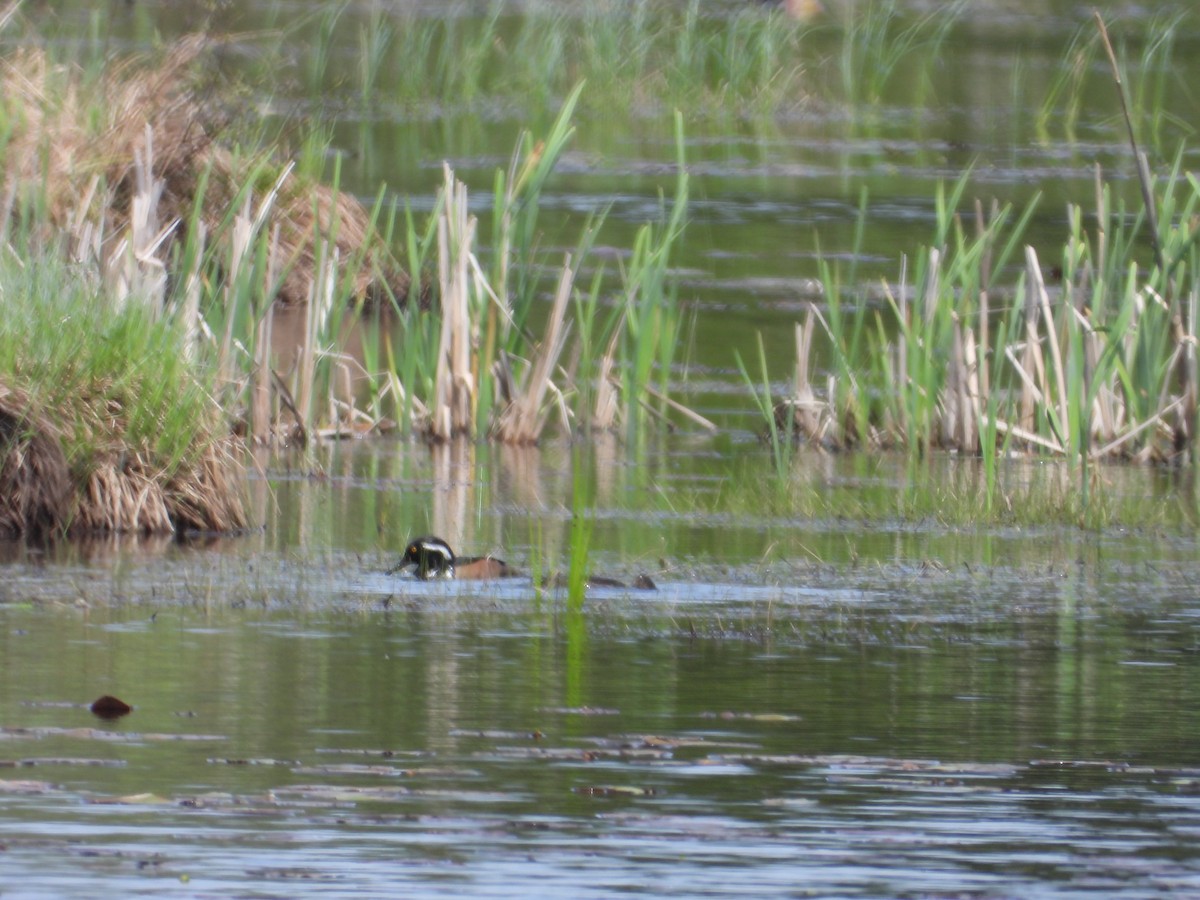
[0,449,1199,898]
[1,591,1199,897]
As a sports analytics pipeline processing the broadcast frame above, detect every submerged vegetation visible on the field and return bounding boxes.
[1,4,1200,537]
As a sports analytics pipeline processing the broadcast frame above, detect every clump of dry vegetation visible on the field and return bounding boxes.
[764,16,1199,468]
[0,34,420,537]
[0,36,408,308]
[0,387,72,540]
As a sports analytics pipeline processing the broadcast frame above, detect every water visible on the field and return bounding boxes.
[2,579,1200,897]
[2,446,1200,897]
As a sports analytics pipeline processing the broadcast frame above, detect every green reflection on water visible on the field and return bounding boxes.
[1,597,1197,792]
[256,441,1200,572]
[2,481,1199,895]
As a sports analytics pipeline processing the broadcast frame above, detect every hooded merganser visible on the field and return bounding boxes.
[390,536,519,581]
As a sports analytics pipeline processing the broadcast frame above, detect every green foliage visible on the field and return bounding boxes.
[566,450,594,611]
[0,249,217,476]
[747,150,1200,470]
[836,0,964,111]
[383,86,690,444]
[618,112,688,444]
[291,0,816,125]
[735,332,790,480]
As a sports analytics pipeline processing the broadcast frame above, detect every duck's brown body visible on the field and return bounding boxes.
[543,572,657,591]
[452,555,518,580]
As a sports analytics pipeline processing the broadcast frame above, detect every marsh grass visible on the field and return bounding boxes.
[0,248,245,536]
[8,7,1200,551]
[286,0,816,125]
[737,332,791,479]
[0,33,433,534]
[1030,14,1193,154]
[709,450,1189,530]
[387,88,699,445]
[240,0,1191,154]
[566,450,594,611]
[836,0,964,111]
[760,149,1200,470]
[0,35,415,447]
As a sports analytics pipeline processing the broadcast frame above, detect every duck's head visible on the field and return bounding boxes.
[395,536,456,579]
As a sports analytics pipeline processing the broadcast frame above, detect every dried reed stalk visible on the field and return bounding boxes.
[432,166,477,440]
[164,440,247,533]
[491,256,574,444]
[790,311,823,438]
[298,236,338,433]
[592,326,622,432]
[1019,253,1045,433]
[1027,247,1069,439]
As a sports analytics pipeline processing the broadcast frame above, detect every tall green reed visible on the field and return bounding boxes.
[566,449,594,611]
[758,149,1200,469]
[736,332,791,479]
[617,112,689,445]
[384,85,693,445]
[837,0,962,110]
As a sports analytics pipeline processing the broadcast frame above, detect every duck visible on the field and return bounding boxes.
[390,535,658,590]
[390,535,519,581]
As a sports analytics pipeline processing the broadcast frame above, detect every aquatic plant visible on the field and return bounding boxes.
[836,0,964,110]
[389,88,703,445]
[737,332,792,480]
[0,40,408,310]
[276,0,817,126]
[566,450,594,610]
[757,150,1200,467]
[1033,12,1190,155]
[0,33,426,534]
[718,10,1192,472]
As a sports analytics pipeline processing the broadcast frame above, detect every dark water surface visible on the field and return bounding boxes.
[1,447,1200,897]
[2,566,1200,897]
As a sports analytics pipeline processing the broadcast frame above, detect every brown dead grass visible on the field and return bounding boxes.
[0,386,72,540]
[1,36,409,307]
[0,381,246,538]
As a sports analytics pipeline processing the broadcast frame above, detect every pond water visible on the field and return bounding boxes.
[7,2,1200,897]
[2,446,1200,897]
